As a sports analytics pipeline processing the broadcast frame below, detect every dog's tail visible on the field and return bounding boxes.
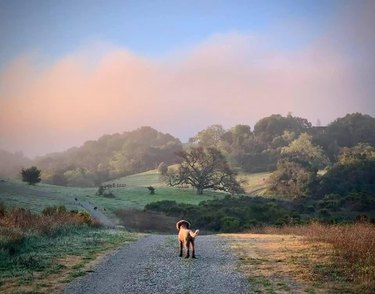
[189,229,199,238]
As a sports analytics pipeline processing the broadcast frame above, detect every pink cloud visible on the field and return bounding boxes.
[0,26,372,157]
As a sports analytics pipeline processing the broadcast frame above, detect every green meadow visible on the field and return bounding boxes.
[0,169,235,222]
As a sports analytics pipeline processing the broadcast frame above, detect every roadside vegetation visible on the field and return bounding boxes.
[226,222,375,293]
[263,222,375,293]
[144,189,375,233]
[0,203,138,293]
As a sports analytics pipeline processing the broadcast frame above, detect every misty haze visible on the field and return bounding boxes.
[1,1,374,293]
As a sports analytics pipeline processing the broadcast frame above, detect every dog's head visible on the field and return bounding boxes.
[176,220,191,231]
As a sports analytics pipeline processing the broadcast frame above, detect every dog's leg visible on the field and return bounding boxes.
[191,240,196,258]
[185,241,190,258]
[179,240,183,257]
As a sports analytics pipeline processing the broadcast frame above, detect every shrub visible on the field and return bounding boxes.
[21,166,41,185]
[221,216,241,232]
[147,186,155,194]
[77,211,94,224]
[0,204,95,240]
[96,185,105,195]
[42,205,67,216]
[0,204,96,254]
[145,197,293,232]
[97,186,115,198]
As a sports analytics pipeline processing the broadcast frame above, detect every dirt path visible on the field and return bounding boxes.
[64,234,249,294]
[77,199,116,228]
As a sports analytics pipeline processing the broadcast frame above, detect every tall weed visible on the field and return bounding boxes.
[0,203,96,252]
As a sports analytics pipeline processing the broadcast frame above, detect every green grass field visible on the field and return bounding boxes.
[107,169,164,187]
[0,170,224,222]
[0,170,271,222]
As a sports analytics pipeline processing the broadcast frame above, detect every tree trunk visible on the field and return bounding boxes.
[196,187,203,195]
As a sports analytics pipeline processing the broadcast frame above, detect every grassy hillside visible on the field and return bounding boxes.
[0,170,223,222]
[105,169,164,187]
[237,171,272,195]
[0,170,273,224]
[0,179,91,213]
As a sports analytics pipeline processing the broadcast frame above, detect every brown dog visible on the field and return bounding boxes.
[176,220,199,258]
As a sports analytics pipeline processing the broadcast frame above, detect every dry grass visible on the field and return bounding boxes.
[223,233,337,293]
[237,171,272,195]
[0,203,96,252]
[261,222,375,293]
[0,203,138,293]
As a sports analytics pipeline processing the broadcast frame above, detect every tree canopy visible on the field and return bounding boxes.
[281,133,329,171]
[269,133,328,197]
[3,112,374,191]
[35,127,182,187]
[21,166,41,185]
[320,144,375,196]
[188,124,226,148]
[166,147,244,195]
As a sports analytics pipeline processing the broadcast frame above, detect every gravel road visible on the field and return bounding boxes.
[64,234,250,294]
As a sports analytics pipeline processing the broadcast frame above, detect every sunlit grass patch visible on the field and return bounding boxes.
[237,172,272,195]
[222,233,351,293]
[261,222,375,293]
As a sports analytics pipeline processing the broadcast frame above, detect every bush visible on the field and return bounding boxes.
[42,205,67,216]
[97,186,115,198]
[0,204,96,255]
[21,166,41,185]
[221,216,241,232]
[77,211,94,224]
[145,197,293,232]
[0,204,95,241]
[320,160,375,196]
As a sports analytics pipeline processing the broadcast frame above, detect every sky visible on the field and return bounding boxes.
[0,0,374,158]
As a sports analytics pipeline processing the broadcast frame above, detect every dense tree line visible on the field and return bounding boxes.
[188,113,375,199]
[189,113,375,173]
[1,113,374,192]
[36,127,182,186]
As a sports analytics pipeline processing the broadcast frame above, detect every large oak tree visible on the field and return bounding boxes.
[167,147,244,195]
